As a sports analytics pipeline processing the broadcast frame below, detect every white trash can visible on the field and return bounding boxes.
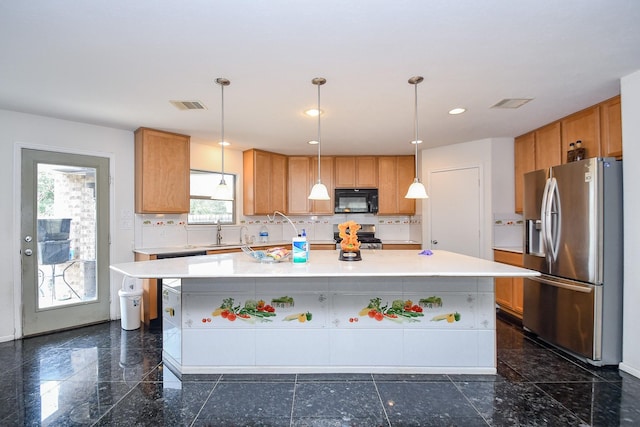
[118,288,143,330]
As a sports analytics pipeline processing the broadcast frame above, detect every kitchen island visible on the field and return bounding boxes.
[110,250,538,375]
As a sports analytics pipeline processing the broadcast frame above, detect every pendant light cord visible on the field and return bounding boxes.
[220,82,226,183]
[316,82,321,184]
[413,80,419,179]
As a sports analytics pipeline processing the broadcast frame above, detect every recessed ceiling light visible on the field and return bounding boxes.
[410,140,423,145]
[308,140,319,145]
[218,141,230,146]
[305,109,323,117]
[449,107,466,115]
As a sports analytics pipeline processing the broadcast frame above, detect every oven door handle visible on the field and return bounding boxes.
[530,276,593,293]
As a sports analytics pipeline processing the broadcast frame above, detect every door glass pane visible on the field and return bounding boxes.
[36,164,97,309]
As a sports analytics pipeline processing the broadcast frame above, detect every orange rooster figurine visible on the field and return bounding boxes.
[338,220,362,261]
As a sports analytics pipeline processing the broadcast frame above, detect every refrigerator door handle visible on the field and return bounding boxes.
[540,177,551,257]
[540,177,557,263]
[531,276,593,293]
[547,177,560,262]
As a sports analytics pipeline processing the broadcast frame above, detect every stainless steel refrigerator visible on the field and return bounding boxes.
[522,157,623,366]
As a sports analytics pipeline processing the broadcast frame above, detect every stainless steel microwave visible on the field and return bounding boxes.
[334,188,378,214]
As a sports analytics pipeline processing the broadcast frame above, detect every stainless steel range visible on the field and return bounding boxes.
[333,224,382,250]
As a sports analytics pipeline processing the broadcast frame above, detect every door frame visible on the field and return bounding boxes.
[13,142,116,338]
[423,162,490,260]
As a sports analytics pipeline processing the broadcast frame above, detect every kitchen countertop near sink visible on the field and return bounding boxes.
[133,240,335,256]
[134,240,421,256]
[384,240,422,245]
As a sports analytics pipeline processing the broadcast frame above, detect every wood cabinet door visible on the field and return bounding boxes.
[512,277,524,314]
[493,250,524,315]
[562,105,601,162]
[252,150,272,214]
[514,132,536,213]
[310,156,334,214]
[334,156,378,188]
[244,150,289,215]
[355,156,378,187]
[600,96,622,159]
[377,156,416,215]
[495,277,513,308]
[377,156,397,215]
[287,156,312,214]
[270,153,288,213]
[396,155,416,214]
[135,128,190,213]
[334,157,356,188]
[535,122,562,170]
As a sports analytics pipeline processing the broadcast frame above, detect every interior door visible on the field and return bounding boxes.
[21,149,110,336]
[429,167,481,257]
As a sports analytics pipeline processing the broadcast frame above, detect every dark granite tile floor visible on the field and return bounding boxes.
[1,316,639,426]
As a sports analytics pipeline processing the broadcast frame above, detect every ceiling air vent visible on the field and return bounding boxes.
[490,98,533,109]
[170,100,207,110]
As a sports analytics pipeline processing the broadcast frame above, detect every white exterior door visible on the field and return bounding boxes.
[429,167,481,257]
[21,148,110,336]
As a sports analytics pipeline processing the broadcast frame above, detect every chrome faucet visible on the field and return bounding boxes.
[239,225,248,244]
[216,221,223,245]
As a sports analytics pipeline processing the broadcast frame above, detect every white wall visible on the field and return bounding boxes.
[0,110,134,341]
[620,70,640,378]
[421,138,514,260]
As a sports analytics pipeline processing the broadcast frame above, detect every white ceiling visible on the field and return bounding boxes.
[1,1,640,156]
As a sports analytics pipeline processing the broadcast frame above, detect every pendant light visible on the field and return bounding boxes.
[213,77,234,200]
[405,76,429,199]
[308,77,331,200]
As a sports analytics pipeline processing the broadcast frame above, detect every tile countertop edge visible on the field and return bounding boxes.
[493,246,524,254]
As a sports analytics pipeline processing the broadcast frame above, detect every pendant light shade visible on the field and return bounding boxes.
[213,77,234,201]
[405,76,429,199]
[308,77,330,201]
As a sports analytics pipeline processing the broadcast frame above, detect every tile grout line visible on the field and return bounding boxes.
[447,374,491,426]
[189,373,223,427]
[290,373,298,427]
[371,374,393,427]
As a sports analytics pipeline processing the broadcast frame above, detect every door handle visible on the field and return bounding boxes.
[24,249,33,256]
[532,276,593,293]
[431,240,438,245]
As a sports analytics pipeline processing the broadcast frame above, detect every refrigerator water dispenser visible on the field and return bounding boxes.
[526,219,544,256]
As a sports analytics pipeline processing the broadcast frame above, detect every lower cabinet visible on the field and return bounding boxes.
[493,250,524,318]
[384,244,422,250]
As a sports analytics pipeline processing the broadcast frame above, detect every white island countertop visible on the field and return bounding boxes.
[111,249,539,279]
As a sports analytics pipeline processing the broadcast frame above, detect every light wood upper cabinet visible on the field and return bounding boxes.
[334,156,378,188]
[561,105,601,162]
[513,95,623,213]
[534,122,562,170]
[514,132,536,213]
[377,155,415,215]
[135,127,190,214]
[287,156,312,215]
[243,149,287,215]
[287,156,334,215]
[600,95,622,159]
